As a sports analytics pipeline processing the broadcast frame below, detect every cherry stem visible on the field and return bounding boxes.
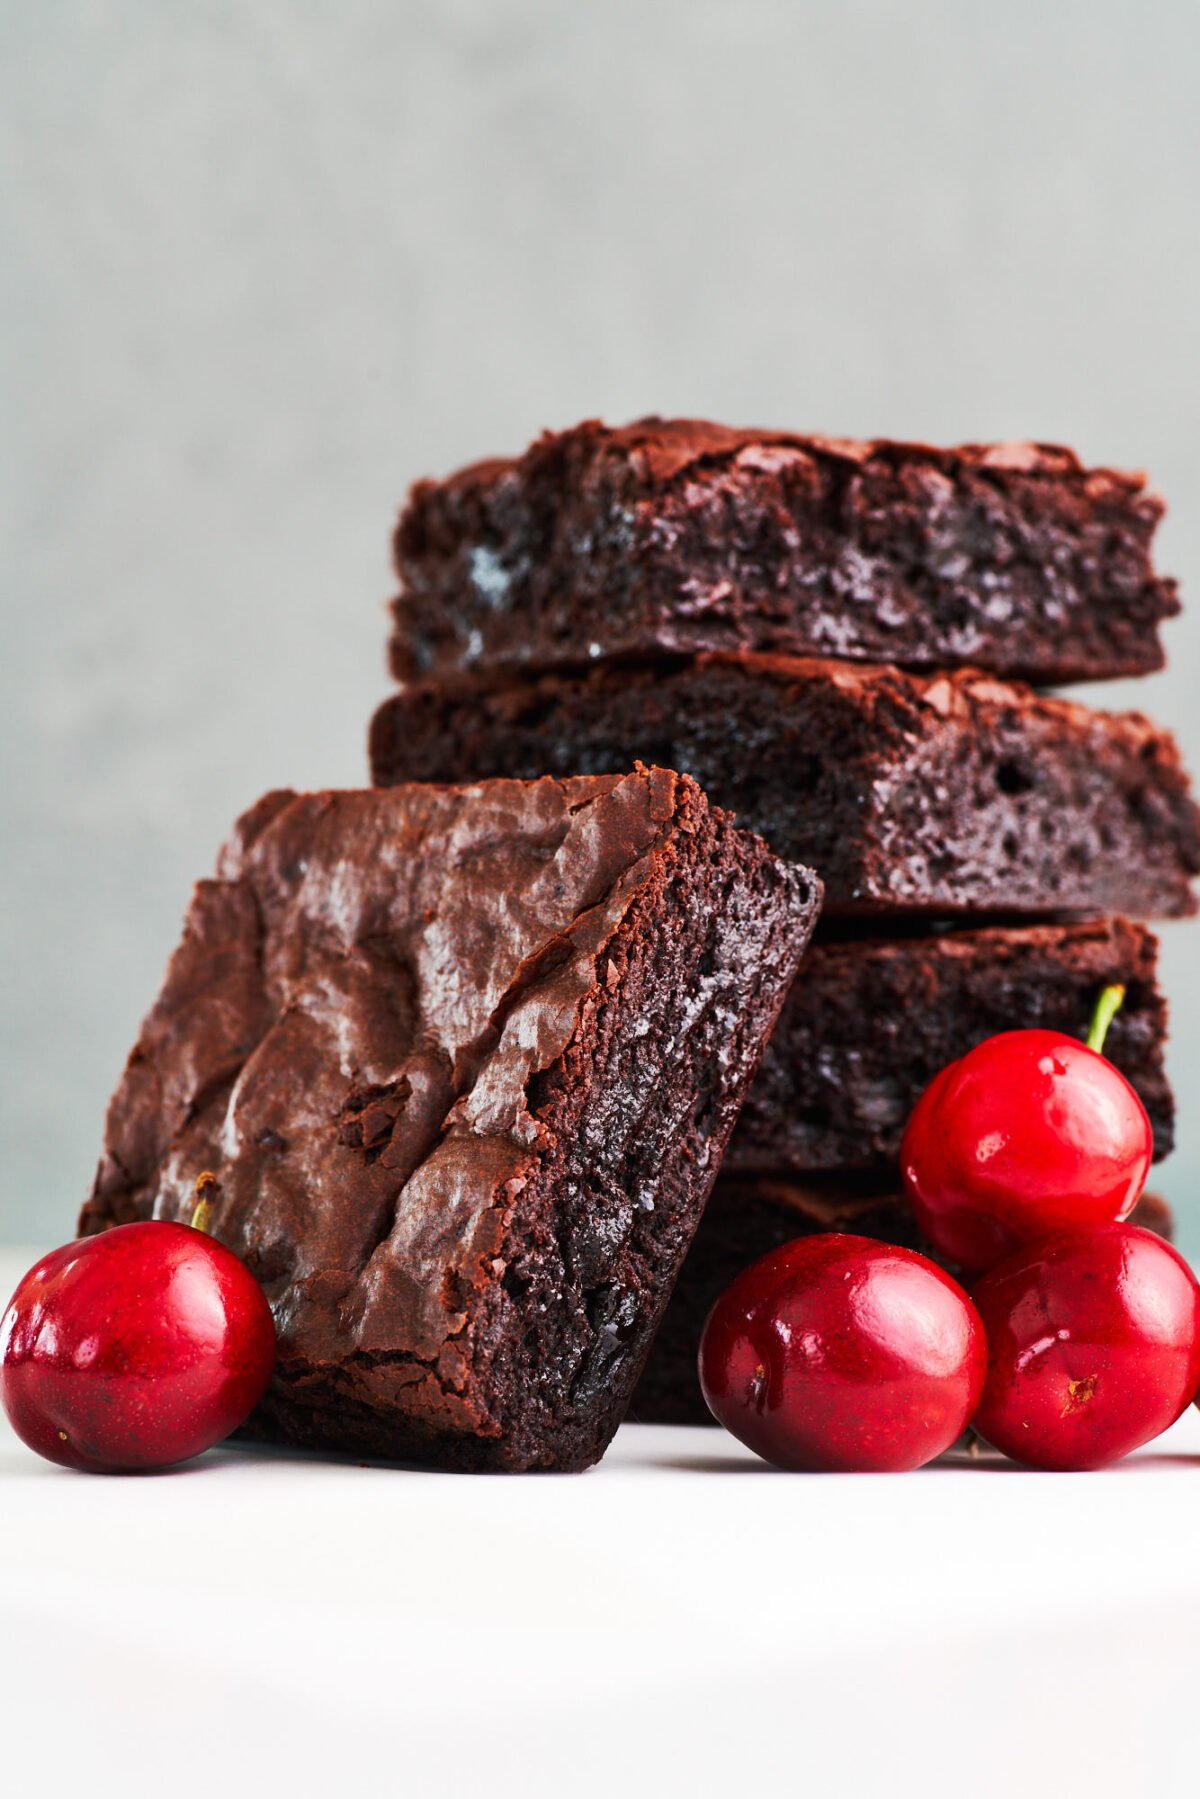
[1086,983,1126,1056]
[190,1172,219,1235]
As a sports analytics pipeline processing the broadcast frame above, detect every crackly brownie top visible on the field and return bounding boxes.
[448,649,1176,762]
[383,649,1163,738]
[430,415,1161,511]
[689,651,1176,747]
[87,768,718,1367]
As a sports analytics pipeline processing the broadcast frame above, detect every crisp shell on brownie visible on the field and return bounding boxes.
[79,770,820,1472]
[389,417,1177,684]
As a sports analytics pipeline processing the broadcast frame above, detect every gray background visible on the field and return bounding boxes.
[2,1,1198,1249]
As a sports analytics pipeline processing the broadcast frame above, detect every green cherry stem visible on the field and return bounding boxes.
[1086,983,1127,1056]
[190,1171,220,1235]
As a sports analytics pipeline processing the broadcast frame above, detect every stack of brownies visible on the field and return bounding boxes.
[370,418,1200,1422]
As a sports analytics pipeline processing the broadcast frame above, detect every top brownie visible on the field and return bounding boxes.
[389,417,1178,684]
[79,771,819,1472]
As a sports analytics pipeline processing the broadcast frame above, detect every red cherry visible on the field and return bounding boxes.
[698,1234,987,1472]
[0,1221,276,1472]
[971,1223,1200,1471]
[900,1023,1153,1274]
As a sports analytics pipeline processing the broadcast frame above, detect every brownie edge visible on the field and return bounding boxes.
[80,771,821,1472]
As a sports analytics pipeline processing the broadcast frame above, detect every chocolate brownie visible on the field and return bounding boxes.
[730,919,1173,1173]
[370,655,1200,919]
[79,771,820,1472]
[631,1176,1176,1426]
[389,418,1177,684]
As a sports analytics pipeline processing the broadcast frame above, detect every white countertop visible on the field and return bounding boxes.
[3,1243,1199,1798]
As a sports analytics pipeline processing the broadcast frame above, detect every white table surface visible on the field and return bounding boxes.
[3,1244,1200,1799]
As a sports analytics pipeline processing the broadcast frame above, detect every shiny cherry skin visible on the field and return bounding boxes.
[698,1233,987,1472]
[0,1222,276,1472]
[971,1223,1200,1471]
[900,1030,1153,1273]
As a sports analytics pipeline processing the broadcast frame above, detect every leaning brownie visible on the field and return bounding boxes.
[79,771,820,1472]
[370,655,1200,918]
[730,919,1174,1174]
[389,418,1177,684]
[631,1177,1176,1426]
